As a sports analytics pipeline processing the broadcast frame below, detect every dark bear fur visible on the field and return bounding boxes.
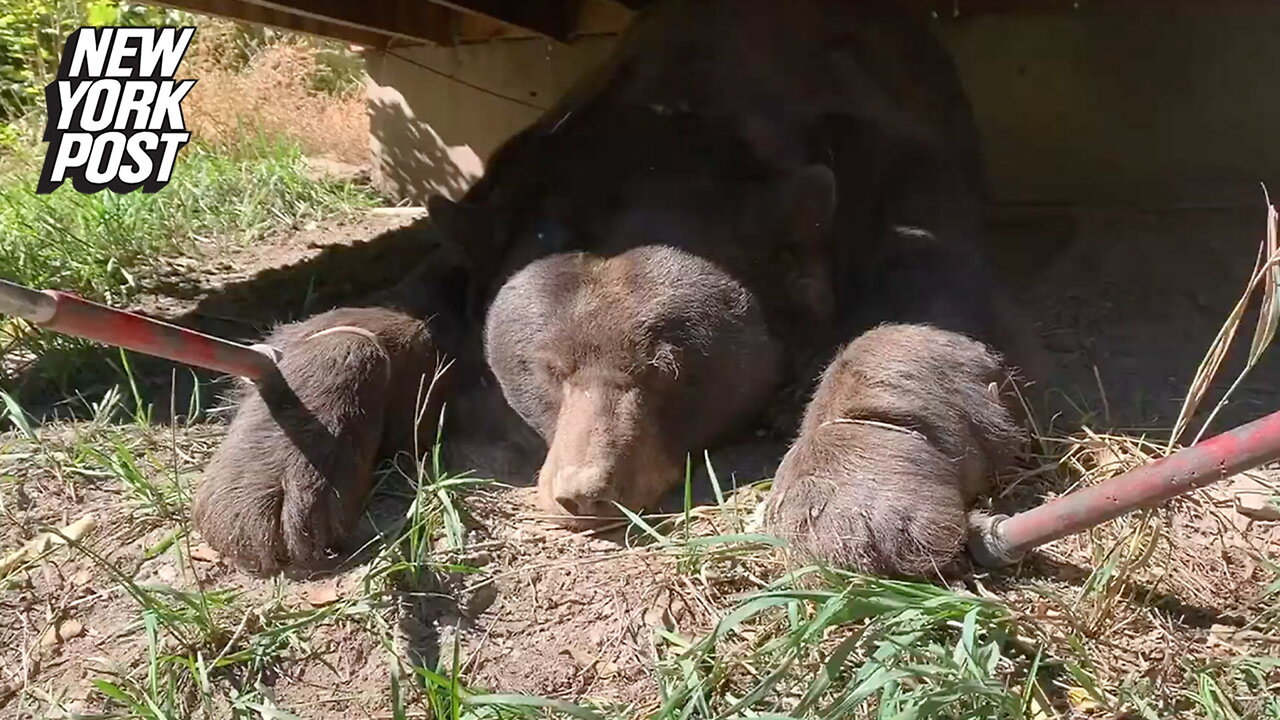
[193,0,1033,579]
[765,324,1025,577]
[193,307,443,573]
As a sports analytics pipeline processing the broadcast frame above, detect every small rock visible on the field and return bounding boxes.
[460,550,492,568]
[39,619,84,649]
[564,646,598,669]
[466,583,499,617]
[188,544,223,564]
[152,563,178,584]
[303,156,371,185]
[1228,475,1280,522]
[303,581,342,607]
[1236,493,1280,521]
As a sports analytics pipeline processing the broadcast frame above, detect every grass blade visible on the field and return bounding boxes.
[1,389,37,440]
[465,693,605,720]
[1248,195,1280,365]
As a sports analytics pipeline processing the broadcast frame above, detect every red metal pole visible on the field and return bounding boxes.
[971,408,1280,566]
[0,278,279,381]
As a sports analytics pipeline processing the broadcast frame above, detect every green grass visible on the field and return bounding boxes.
[0,118,379,397]
[650,567,1036,719]
[610,469,1049,720]
[3,378,1280,718]
[3,199,1279,717]
[0,132,378,307]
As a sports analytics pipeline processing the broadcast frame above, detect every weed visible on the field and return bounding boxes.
[1171,188,1280,445]
[0,389,37,440]
[646,561,1038,719]
[88,439,183,520]
[1180,657,1280,720]
[361,363,489,591]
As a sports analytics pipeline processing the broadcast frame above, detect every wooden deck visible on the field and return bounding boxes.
[150,0,1157,49]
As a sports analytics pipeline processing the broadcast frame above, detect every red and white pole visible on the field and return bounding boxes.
[0,277,279,381]
[970,408,1280,566]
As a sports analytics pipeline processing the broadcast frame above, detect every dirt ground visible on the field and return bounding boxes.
[3,203,1279,717]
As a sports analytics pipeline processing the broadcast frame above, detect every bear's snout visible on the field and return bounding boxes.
[534,381,678,527]
[546,463,617,517]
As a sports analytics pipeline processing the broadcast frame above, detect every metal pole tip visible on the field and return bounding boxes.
[967,513,1023,568]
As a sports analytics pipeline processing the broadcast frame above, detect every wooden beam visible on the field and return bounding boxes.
[908,0,1246,18]
[603,0,1191,16]
[238,0,456,46]
[429,0,582,41]
[452,0,633,43]
[153,0,394,47]
[156,0,623,47]
[155,0,1189,52]
[915,0,1090,15]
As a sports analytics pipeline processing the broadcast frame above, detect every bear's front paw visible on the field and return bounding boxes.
[764,420,971,579]
[193,314,404,574]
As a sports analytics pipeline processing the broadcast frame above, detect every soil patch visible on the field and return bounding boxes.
[3,205,1280,717]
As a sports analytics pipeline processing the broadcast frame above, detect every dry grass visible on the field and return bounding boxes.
[983,426,1280,710]
[182,20,369,165]
[1170,190,1280,447]
[953,196,1280,714]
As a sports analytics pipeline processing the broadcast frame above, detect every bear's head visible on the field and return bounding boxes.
[431,109,837,526]
[485,244,778,524]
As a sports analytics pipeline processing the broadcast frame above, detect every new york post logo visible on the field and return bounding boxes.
[37,27,196,194]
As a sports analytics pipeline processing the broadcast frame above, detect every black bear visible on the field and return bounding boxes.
[193,0,1033,578]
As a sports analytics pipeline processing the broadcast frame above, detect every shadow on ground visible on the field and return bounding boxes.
[6,203,1279,505]
[988,204,1280,434]
[4,215,443,423]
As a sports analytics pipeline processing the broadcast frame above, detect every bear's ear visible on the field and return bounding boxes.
[428,194,497,267]
[774,165,837,321]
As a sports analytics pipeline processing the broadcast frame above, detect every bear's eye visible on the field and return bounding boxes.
[649,342,681,380]
[537,356,572,382]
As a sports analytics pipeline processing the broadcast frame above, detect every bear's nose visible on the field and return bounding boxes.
[552,465,616,517]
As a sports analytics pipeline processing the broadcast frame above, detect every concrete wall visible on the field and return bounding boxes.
[365,2,1280,208]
